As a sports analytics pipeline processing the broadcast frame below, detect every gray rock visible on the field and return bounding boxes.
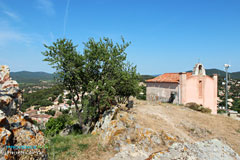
[150,139,240,160]
[110,144,150,160]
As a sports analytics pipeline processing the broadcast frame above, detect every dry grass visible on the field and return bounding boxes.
[46,134,115,160]
[133,101,240,155]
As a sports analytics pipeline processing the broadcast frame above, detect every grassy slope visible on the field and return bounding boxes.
[46,134,115,160]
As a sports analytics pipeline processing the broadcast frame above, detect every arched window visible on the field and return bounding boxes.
[198,65,203,75]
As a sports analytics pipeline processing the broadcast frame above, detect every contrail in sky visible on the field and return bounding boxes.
[64,0,70,38]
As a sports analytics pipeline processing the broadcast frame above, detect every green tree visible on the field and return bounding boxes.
[42,37,140,133]
[67,100,72,106]
[58,95,64,104]
[115,63,140,103]
[46,110,56,116]
[82,37,132,125]
[42,39,86,123]
[44,114,73,136]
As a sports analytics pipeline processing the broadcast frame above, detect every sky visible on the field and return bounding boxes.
[0,0,240,75]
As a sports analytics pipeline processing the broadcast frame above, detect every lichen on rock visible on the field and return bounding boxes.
[92,105,177,160]
[0,65,47,160]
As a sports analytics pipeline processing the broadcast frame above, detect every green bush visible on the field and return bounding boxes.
[44,114,73,137]
[67,100,72,106]
[137,85,146,100]
[62,109,70,115]
[185,102,211,114]
[58,95,64,104]
[231,107,240,113]
[45,110,56,116]
[217,109,226,114]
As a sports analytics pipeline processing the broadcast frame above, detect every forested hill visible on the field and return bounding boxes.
[206,69,240,79]
[10,71,54,83]
[9,68,240,83]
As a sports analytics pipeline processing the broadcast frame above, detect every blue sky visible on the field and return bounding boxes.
[0,0,240,74]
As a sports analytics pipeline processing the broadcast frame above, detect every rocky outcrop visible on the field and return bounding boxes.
[0,65,22,116]
[148,139,240,160]
[93,104,240,160]
[0,65,47,160]
[92,106,177,160]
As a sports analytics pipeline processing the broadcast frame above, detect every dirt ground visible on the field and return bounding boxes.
[132,100,240,155]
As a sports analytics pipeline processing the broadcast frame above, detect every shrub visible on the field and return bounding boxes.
[185,102,211,114]
[44,114,73,136]
[58,95,64,104]
[62,109,70,115]
[67,100,72,106]
[45,110,56,116]
[137,85,146,100]
[217,109,226,114]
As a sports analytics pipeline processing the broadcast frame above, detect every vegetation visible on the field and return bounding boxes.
[21,85,63,112]
[44,114,76,136]
[140,75,155,82]
[236,128,240,133]
[11,71,54,83]
[58,95,64,104]
[42,39,86,125]
[185,102,212,113]
[137,85,146,100]
[45,110,56,116]
[217,109,226,114]
[46,134,109,160]
[42,37,140,133]
[67,100,72,106]
[218,77,240,113]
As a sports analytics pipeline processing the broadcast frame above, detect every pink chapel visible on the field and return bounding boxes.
[146,63,218,114]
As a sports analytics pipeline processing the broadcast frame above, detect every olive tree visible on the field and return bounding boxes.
[42,39,85,123]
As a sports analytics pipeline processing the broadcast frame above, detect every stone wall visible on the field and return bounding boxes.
[0,65,47,160]
[146,82,179,104]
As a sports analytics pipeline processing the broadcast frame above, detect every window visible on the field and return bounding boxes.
[199,80,202,98]
[198,65,202,75]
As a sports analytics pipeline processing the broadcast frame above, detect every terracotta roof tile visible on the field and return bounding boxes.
[146,72,192,83]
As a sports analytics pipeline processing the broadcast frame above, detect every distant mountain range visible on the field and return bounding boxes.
[205,69,240,79]
[10,68,240,83]
[10,71,54,83]
[148,69,240,81]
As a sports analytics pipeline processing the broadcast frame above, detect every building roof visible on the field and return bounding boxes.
[25,110,38,115]
[146,72,192,83]
[30,114,52,119]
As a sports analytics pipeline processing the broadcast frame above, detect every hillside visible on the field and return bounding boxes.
[184,69,240,79]
[204,69,240,79]
[133,101,240,151]
[10,71,156,83]
[10,71,55,83]
[9,68,240,84]
[50,100,240,160]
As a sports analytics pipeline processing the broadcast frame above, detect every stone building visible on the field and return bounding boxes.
[146,63,218,114]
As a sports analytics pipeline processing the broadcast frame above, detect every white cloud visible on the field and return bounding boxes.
[0,30,31,46]
[2,10,20,21]
[0,1,20,21]
[0,22,45,47]
[36,0,55,16]
[64,0,70,37]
